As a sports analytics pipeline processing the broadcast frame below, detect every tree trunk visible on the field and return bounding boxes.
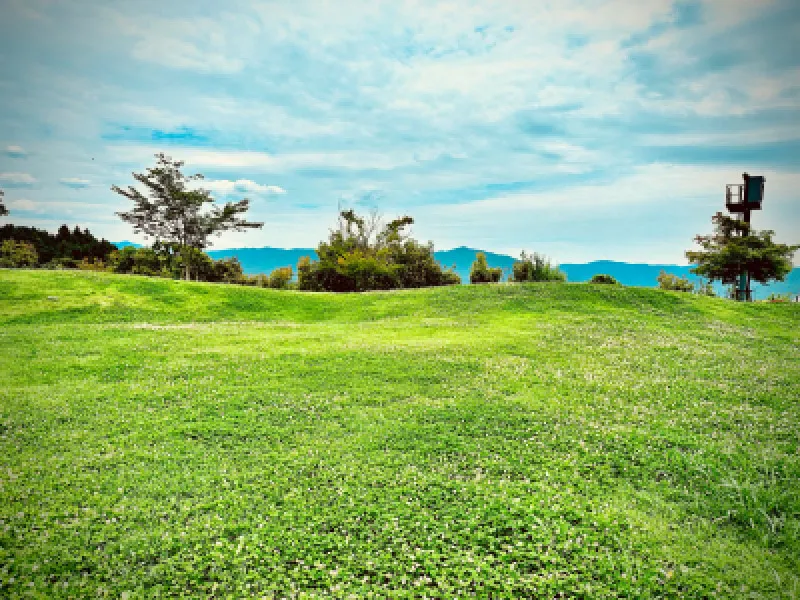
[183,247,191,281]
[746,271,751,302]
[737,272,747,301]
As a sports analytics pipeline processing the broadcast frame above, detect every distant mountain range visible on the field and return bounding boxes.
[113,242,800,298]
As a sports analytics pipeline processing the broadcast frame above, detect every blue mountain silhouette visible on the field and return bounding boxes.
[113,243,799,298]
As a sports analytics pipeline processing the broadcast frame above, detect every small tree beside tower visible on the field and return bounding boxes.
[686,174,797,301]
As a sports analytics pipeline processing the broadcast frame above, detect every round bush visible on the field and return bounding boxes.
[589,274,619,285]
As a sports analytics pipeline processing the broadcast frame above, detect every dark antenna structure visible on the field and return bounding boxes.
[724,172,765,301]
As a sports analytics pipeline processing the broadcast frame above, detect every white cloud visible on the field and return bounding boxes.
[0,172,37,186]
[107,146,418,173]
[131,38,245,74]
[201,99,347,139]
[59,177,91,188]
[201,179,286,195]
[9,199,39,211]
[5,145,27,157]
[640,126,800,147]
[427,164,730,217]
[4,198,121,217]
[111,9,260,74]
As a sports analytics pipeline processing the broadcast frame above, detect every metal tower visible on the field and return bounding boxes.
[724,172,764,301]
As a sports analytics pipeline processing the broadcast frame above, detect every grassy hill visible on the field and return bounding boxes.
[1,270,799,597]
[202,244,800,298]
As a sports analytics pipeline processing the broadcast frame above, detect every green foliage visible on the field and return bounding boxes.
[108,246,173,277]
[439,269,462,286]
[0,223,116,265]
[267,266,293,289]
[389,239,461,288]
[0,188,7,217]
[469,251,503,283]
[511,251,566,282]
[694,279,716,297]
[242,273,270,288]
[657,270,694,292]
[589,273,619,285]
[686,212,799,299]
[108,244,247,285]
[112,153,263,280]
[0,239,38,267]
[206,257,246,284]
[765,292,792,303]
[42,257,78,270]
[76,257,110,272]
[1,270,799,597]
[298,209,460,292]
[296,255,317,290]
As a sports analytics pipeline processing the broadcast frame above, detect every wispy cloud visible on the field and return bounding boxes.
[0,172,37,187]
[5,198,110,215]
[8,198,38,211]
[5,145,27,158]
[113,9,259,74]
[201,179,286,196]
[59,177,91,188]
[107,146,419,173]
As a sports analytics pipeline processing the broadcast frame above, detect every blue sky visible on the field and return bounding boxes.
[1,0,798,264]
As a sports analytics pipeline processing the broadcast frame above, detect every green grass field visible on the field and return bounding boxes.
[1,270,799,598]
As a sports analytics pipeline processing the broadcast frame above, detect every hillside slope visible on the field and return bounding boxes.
[1,270,799,597]
[2,269,796,327]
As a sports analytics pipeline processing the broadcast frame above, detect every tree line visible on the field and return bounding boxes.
[0,223,116,269]
[108,155,570,291]
[1,154,796,299]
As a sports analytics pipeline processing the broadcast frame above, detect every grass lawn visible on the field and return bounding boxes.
[1,269,799,598]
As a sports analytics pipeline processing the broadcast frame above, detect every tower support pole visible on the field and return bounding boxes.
[737,207,752,302]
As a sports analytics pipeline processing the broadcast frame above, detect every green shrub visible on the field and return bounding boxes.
[243,273,269,288]
[511,251,566,282]
[207,257,245,284]
[389,239,460,288]
[108,246,170,277]
[108,244,248,284]
[178,248,214,281]
[589,274,619,285]
[657,270,694,292]
[296,256,319,291]
[440,270,462,286]
[43,257,78,270]
[297,210,460,292]
[470,252,503,284]
[77,258,111,272]
[268,266,293,289]
[0,239,38,267]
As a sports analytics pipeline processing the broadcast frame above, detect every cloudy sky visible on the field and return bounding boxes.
[1,0,798,264]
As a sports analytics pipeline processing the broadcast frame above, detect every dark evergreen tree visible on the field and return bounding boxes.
[0,224,116,266]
